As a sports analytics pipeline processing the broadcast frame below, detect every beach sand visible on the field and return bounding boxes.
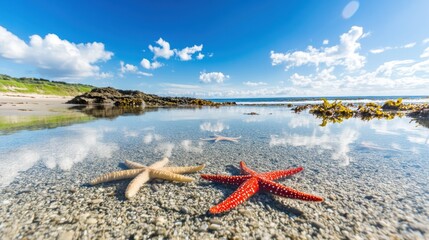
[0,93,73,116]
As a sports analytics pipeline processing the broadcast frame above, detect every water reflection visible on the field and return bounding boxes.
[200,121,229,132]
[0,127,118,187]
[270,128,359,166]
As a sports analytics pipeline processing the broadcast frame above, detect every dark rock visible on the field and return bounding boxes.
[67,87,236,107]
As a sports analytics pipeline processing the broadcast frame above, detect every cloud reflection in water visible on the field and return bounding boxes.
[0,127,118,187]
[270,128,359,166]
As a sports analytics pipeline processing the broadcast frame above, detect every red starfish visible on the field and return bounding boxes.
[201,161,323,214]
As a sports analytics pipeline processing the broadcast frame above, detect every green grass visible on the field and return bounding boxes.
[0,74,94,96]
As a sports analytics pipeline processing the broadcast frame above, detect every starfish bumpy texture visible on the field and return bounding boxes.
[200,134,241,143]
[201,161,323,214]
[90,158,205,199]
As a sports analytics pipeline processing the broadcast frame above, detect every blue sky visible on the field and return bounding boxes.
[1,0,429,97]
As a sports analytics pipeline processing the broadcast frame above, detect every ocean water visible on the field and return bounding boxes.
[0,105,428,239]
[209,95,429,105]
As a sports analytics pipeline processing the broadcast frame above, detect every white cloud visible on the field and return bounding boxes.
[149,38,174,59]
[120,61,138,73]
[243,81,268,86]
[175,44,203,61]
[120,61,153,77]
[420,47,429,58]
[323,39,329,45]
[423,38,429,44]
[196,52,205,60]
[342,1,360,19]
[199,71,230,83]
[0,25,113,79]
[403,42,416,48]
[370,48,390,54]
[370,42,416,54]
[140,58,163,69]
[271,26,366,71]
[375,60,415,77]
[200,121,229,132]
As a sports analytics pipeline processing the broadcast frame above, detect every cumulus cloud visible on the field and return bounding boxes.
[140,58,163,69]
[243,81,268,86]
[149,38,174,59]
[0,25,113,79]
[421,47,429,58]
[270,26,366,71]
[196,52,205,60]
[119,61,153,77]
[175,44,203,61]
[323,39,329,45]
[423,38,429,44]
[199,71,230,83]
[120,61,138,73]
[181,140,204,153]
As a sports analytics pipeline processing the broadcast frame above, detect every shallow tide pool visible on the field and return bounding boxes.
[1,106,428,239]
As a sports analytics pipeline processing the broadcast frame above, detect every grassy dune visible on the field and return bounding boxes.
[0,74,94,96]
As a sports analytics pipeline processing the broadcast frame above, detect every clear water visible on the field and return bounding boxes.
[1,106,428,238]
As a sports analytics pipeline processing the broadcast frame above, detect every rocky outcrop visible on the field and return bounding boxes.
[67,87,235,107]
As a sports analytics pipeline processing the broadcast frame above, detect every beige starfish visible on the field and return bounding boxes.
[200,134,241,143]
[90,158,205,199]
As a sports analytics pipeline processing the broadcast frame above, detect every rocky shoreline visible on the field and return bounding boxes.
[66,87,236,107]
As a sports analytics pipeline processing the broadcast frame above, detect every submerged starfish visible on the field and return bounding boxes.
[201,161,323,214]
[200,134,241,143]
[90,158,205,199]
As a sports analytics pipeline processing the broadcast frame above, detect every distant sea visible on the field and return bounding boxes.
[208,96,429,105]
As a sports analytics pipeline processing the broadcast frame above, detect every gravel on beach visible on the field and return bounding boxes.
[1,138,428,240]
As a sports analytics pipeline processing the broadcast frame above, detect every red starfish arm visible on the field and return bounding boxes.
[239,161,258,175]
[260,167,304,181]
[200,174,250,185]
[209,177,259,214]
[259,178,323,202]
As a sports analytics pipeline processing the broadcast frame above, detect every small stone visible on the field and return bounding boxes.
[57,230,74,240]
[209,219,222,225]
[311,220,325,229]
[208,224,221,231]
[155,216,166,226]
[90,199,103,204]
[86,218,97,224]
[198,223,209,232]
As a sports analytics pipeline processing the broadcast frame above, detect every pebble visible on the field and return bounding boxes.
[57,230,74,240]
[90,199,103,204]
[86,218,98,224]
[208,224,221,231]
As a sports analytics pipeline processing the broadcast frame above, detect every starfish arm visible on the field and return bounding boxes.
[260,167,304,181]
[259,178,323,202]
[200,138,215,141]
[209,177,259,214]
[149,169,195,182]
[200,174,250,185]
[239,161,258,175]
[90,169,144,185]
[162,164,205,174]
[125,170,151,199]
[149,157,169,168]
[124,159,146,169]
